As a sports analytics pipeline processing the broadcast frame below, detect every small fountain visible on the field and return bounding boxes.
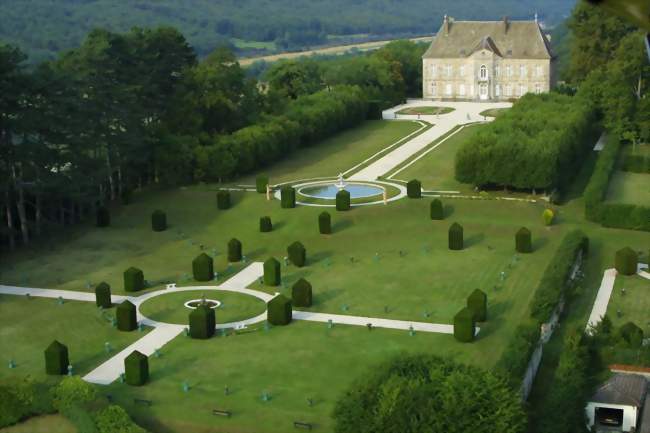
[335,173,346,190]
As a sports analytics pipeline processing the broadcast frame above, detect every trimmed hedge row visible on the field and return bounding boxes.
[621,152,650,173]
[495,322,541,388]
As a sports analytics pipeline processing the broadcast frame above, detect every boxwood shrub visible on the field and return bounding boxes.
[228,238,242,262]
[287,241,306,267]
[319,211,332,234]
[430,199,443,220]
[448,223,464,250]
[95,282,112,308]
[192,253,214,281]
[453,308,475,343]
[189,304,216,339]
[292,278,313,307]
[256,176,269,193]
[151,210,167,232]
[124,350,149,386]
[260,216,273,232]
[116,300,137,331]
[615,247,638,275]
[281,186,296,208]
[619,322,644,347]
[407,179,422,198]
[216,190,231,210]
[45,340,69,375]
[467,289,487,322]
[336,189,350,211]
[516,227,532,253]
[96,206,110,227]
[264,258,281,286]
[123,267,144,292]
[268,294,292,325]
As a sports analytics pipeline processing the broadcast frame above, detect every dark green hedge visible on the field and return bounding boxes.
[600,203,650,231]
[281,186,296,208]
[189,304,216,339]
[151,210,167,232]
[319,211,332,234]
[467,289,487,322]
[228,238,242,262]
[336,189,350,211]
[453,308,475,343]
[264,258,281,286]
[259,216,272,232]
[95,282,111,308]
[621,152,650,173]
[495,322,540,388]
[615,247,638,275]
[123,267,144,292]
[267,294,292,326]
[430,199,443,220]
[448,223,463,250]
[124,350,149,386]
[406,179,421,198]
[515,227,532,254]
[216,190,231,210]
[256,176,269,193]
[116,301,137,331]
[292,278,313,307]
[287,241,306,267]
[192,253,214,281]
[96,206,110,228]
[529,230,589,323]
[619,322,644,347]
[45,340,69,375]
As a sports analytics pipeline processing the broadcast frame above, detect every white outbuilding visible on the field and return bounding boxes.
[585,374,648,433]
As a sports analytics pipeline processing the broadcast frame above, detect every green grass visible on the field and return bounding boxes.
[139,290,266,325]
[0,415,76,433]
[230,38,276,50]
[605,171,650,205]
[396,106,454,115]
[608,274,650,332]
[479,108,508,118]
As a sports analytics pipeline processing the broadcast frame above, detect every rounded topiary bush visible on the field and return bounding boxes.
[264,258,281,286]
[192,253,214,282]
[292,278,313,307]
[287,241,307,267]
[151,210,167,232]
[467,289,487,322]
[516,227,532,253]
[96,206,110,227]
[619,322,644,347]
[448,223,464,251]
[336,189,350,211]
[281,186,296,209]
[453,307,476,342]
[116,300,137,331]
[430,199,444,220]
[319,212,332,234]
[189,304,216,339]
[267,294,292,326]
[407,179,422,198]
[256,176,269,194]
[260,216,272,233]
[124,267,144,292]
[615,247,638,275]
[227,238,242,262]
[217,190,231,210]
[543,208,554,226]
[124,350,149,386]
[45,340,69,375]
[95,282,112,308]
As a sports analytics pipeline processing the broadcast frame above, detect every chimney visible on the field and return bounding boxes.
[503,16,509,34]
[443,14,449,36]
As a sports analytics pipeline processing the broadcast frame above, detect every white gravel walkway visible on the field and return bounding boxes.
[293,311,455,334]
[586,268,617,333]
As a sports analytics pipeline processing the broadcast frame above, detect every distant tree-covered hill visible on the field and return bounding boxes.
[0,0,575,63]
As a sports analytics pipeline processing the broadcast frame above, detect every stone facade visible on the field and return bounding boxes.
[422,16,556,101]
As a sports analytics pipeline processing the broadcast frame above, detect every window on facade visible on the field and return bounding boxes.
[431,64,437,78]
[536,65,543,77]
[431,82,437,96]
[459,84,466,96]
[446,65,452,77]
[460,65,465,77]
[480,65,487,80]
[519,84,527,96]
[506,65,512,77]
[445,84,452,96]
[495,65,500,77]
[535,83,541,94]
[506,85,512,96]
[520,65,526,77]
[495,84,501,97]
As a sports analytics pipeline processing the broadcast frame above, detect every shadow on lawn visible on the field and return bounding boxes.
[313,287,345,305]
[445,204,455,218]
[477,299,512,339]
[332,218,354,233]
[309,250,333,265]
[533,236,549,252]
[464,232,485,248]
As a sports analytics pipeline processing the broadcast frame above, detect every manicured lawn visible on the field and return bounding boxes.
[608,274,650,332]
[231,38,276,50]
[139,290,267,325]
[396,106,455,115]
[605,171,650,205]
[0,415,76,433]
[479,108,508,118]
[0,297,149,380]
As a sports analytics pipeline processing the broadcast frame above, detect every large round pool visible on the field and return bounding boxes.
[299,182,384,199]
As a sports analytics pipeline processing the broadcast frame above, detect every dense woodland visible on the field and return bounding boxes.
[0,0,575,63]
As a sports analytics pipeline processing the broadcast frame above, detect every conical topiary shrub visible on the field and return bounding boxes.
[467,289,487,322]
[116,300,137,331]
[267,294,292,326]
[217,190,231,210]
[124,350,149,386]
[281,186,296,209]
[151,210,167,232]
[95,282,112,308]
[259,216,272,233]
[292,278,313,307]
[228,238,242,262]
[264,258,281,286]
[96,206,110,227]
[515,227,532,253]
[256,176,269,194]
[45,340,69,375]
[287,241,306,267]
[336,189,350,211]
[192,253,214,282]
[453,307,476,343]
[319,211,332,234]
[430,199,443,220]
[407,179,422,198]
[189,304,216,339]
[615,247,638,275]
[448,223,464,251]
[124,267,144,292]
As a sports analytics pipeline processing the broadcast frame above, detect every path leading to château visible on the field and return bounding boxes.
[293,311,455,334]
[586,268,617,332]
[349,100,512,181]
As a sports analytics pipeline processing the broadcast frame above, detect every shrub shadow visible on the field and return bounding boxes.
[272,220,286,231]
[444,204,454,218]
[532,236,548,252]
[312,288,345,305]
[309,250,333,265]
[464,233,485,248]
[246,248,268,261]
[475,299,511,339]
[332,219,353,233]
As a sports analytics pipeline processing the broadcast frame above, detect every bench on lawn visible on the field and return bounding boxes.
[212,409,232,418]
[133,398,152,407]
[294,421,312,430]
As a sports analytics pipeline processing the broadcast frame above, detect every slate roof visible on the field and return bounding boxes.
[641,397,650,433]
[590,374,647,407]
[423,18,553,60]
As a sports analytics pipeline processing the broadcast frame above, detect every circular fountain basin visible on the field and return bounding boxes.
[299,182,384,200]
[184,299,221,309]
